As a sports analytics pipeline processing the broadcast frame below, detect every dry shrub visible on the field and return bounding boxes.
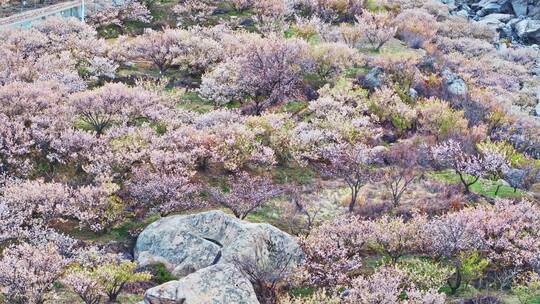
[394,9,438,48]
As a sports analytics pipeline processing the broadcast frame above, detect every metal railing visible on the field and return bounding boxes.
[0,0,84,28]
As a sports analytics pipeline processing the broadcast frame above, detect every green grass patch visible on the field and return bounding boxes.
[150,263,176,283]
[429,170,524,199]
[289,286,316,298]
[344,66,369,78]
[178,91,215,113]
[244,204,284,229]
[277,100,309,114]
[273,165,315,185]
[67,214,160,243]
[225,100,242,109]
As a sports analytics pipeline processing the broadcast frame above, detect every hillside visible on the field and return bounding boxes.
[1,0,540,303]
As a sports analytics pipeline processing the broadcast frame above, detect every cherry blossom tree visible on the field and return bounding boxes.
[369,215,426,263]
[72,176,124,232]
[468,200,540,288]
[200,36,312,114]
[431,140,508,194]
[63,248,151,303]
[61,270,103,304]
[86,0,151,28]
[355,10,397,51]
[0,179,72,242]
[69,83,159,135]
[123,28,186,74]
[381,140,423,207]
[422,200,540,292]
[124,28,223,76]
[313,142,382,212]
[299,215,370,287]
[0,242,70,304]
[192,110,276,171]
[172,0,216,26]
[208,172,285,219]
[304,0,365,22]
[309,42,362,83]
[127,163,199,216]
[252,0,292,34]
[345,267,446,304]
[394,9,438,48]
[0,115,34,177]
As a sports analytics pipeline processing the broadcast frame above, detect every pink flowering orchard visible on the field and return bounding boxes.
[1,0,540,302]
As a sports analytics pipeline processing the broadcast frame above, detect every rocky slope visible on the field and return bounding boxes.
[441,0,540,44]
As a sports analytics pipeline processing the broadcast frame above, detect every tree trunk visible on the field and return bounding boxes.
[349,187,358,212]
[495,184,502,196]
[448,262,462,295]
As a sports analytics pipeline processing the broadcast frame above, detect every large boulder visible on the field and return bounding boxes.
[143,263,259,304]
[442,69,468,99]
[511,0,528,16]
[513,19,540,44]
[477,13,515,30]
[528,4,540,19]
[473,0,512,17]
[135,210,304,278]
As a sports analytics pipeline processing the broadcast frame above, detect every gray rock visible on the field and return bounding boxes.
[212,7,230,15]
[136,232,221,277]
[478,14,514,30]
[511,0,528,16]
[500,23,516,39]
[143,263,259,304]
[408,88,418,99]
[514,19,540,43]
[239,18,255,27]
[441,0,457,10]
[442,69,468,99]
[455,9,471,18]
[480,13,515,22]
[135,210,303,278]
[507,17,523,28]
[503,168,527,189]
[360,67,383,91]
[496,179,511,186]
[528,4,540,19]
[474,0,511,17]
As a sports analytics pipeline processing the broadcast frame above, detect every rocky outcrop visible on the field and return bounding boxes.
[513,19,540,43]
[135,211,304,303]
[143,263,259,304]
[135,210,303,277]
[440,0,540,44]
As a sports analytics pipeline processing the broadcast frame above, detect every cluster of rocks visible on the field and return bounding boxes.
[441,0,540,44]
[135,211,304,304]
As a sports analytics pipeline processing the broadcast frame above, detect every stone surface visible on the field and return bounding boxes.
[514,19,540,43]
[503,168,527,189]
[442,69,468,99]
[143,263,259,304]
[136,232,221,277]
[480,13,515,23]
[511,0,528,16]
[443,0,540,45]
[474,0,511,17]
[359,67,383,91]
[135,210,304,278]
